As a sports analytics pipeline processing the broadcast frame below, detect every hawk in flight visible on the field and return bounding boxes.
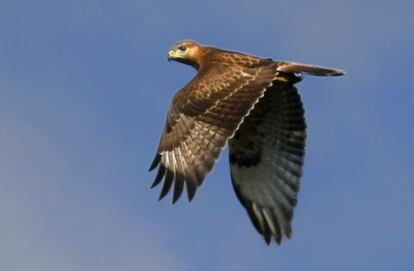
[149,40,344,244]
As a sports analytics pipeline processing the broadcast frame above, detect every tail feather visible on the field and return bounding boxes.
[277,62,345,77]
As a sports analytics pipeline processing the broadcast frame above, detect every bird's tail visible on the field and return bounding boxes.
[276,62,345,76]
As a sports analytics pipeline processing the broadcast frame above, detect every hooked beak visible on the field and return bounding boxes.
[167,49,175,61]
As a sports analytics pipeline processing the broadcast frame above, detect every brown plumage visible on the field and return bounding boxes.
[149,40,344,245]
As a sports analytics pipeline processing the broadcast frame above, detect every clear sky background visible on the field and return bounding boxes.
[0,1,413,270]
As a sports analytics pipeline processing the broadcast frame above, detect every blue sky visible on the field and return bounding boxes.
[0,0,413,270]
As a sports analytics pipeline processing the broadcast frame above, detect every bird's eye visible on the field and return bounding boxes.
[178,46,187,51]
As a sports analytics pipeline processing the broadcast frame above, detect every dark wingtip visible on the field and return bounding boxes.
[172,172,185,204]
[264,235,272,245]
[158,168,174,200]
[187,187,197,202]
[150,165,165,188]
[275,236,282,245]
[149,153,161,172]
[284,225,292,239]
[158,188,169,201]
[185,174,198,202]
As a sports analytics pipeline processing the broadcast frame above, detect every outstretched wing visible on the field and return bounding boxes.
[229,82,306,244]
[150,57,280,203]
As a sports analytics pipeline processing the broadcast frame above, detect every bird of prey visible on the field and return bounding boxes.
[149,40,344,245]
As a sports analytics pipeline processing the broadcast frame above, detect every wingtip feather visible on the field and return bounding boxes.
[150,165,166,188]
[149,153,161,172]
[172,172,185,204]
[158,168,174,200]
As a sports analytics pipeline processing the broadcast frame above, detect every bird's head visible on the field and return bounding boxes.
[167,40,205,69]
